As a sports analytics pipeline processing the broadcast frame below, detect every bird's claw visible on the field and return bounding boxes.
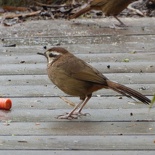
[109,24,127,29]
[56,111,90,120]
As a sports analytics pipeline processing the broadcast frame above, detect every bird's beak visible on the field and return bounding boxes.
[37,52,45,56]
[37,52,47,58]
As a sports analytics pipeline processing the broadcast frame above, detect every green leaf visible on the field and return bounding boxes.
[149,94,155,109]
[123,58,129,62]
[130,51,137,54]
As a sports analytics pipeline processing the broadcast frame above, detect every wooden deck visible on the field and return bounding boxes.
[0,17,155,154]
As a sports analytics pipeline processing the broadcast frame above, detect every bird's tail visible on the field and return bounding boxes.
[106,80,150,104]
[69,6,91,19]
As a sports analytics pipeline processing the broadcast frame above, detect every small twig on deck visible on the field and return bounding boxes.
[127,0,144,16]
[59,96,75,107]
[4,10,41,19]
[2,6,28,12]
[127,5,144,16]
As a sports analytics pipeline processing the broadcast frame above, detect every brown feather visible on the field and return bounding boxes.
[106,80,151,104]
[69,0,137,24]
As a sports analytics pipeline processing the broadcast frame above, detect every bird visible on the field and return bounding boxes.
[69,0,138,26]
[38,47,150,119]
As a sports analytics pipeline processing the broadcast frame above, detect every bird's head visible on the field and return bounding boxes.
[37,47,69,64]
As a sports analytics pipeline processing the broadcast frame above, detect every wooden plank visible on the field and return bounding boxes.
[2,35,155,47]
[0,18,155,153]
[0,135,155,150]
[9,96,153,110]
[0,61,155,75]
[0,122,155,136]
[0,42,155,56]
[0,18,155,39]
[0,108,154,122]
[0,151,155,155]
[0,19,155,47]
[0,52,155,64]
[0,84,154,97]
[0,73,155,86]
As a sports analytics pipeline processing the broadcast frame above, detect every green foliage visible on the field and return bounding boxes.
[149,94,155,109]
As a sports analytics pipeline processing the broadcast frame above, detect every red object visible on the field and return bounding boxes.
[0,98,12,110]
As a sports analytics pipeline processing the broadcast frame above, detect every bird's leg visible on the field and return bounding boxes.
[57,99,84,119]
[57,95,92,119]
[109,16,127,29]
[76,94,92,115]
[114,16,127,27]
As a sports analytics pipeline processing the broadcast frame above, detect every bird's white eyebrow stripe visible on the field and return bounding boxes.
[50,51,60,55]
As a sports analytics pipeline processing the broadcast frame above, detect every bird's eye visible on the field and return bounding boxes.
[49,53,57,57]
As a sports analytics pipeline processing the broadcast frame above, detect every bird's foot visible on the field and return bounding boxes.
[109,24,127,30]
[72,111,90,117]
[57,113,79,120]
[57,111,90,120]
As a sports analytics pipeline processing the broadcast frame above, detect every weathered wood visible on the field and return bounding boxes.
[0,122,155,136]
[8,96,152,110]
[0,108,154,122]
[1,35,155,47]
[0,73,155,85]
[0,84,154,97]
[0,18,155,153]
[0,43,154,55]
[0,53,155,64]
[0,18,155,38]
[0,135,155,150]
[0,151,154,155]
[0,62,155,75]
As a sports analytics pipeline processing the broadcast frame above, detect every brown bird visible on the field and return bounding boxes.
[38,47,150,119]
[69,0,137,26]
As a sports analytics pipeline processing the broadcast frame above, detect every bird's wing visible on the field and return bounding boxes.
[68,58,108,85]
